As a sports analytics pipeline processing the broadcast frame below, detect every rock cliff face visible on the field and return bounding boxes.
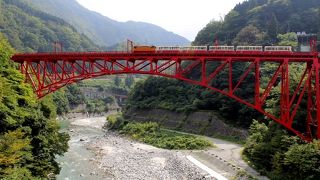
[124,109,248,140]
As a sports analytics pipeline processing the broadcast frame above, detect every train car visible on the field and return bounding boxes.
[156,46,180,51]
[133,46,156,53]
[156,46,207,52]
[179,46,207,51]
[133,45,293,53]
[236,46,263,51]
[264,46,292,52]
[209,46,234,51]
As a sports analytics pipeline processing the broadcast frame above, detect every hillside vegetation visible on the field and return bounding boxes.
[124,0,320,179]
[0,0,99,52]
[107,115,213,150]
[0,34,69,179]
[243,121,320,179]
[126,0,320,128]
[23,0,190,47]
[0,0,107,178]
[194,0,320,46]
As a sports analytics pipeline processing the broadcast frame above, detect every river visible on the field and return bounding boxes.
[56,116,111,179]
[56,115,266,179]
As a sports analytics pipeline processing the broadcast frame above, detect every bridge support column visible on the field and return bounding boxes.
[314,58,320,139]
[173,58,180,76]
[281,59,290,124]
[201,58,207,85]
[228,58,233,95]
[306,62,314,139]
[255,58,261,109]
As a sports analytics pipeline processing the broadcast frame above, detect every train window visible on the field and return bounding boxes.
[264,46,292,51]
[236,46,263,51]
[209,46,234,51]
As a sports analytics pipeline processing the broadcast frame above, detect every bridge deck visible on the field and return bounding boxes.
[12,51,318,63]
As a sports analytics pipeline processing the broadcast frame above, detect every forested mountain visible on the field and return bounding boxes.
[23,0,190,47]
[0,0,99,52]
[194,0,320,46]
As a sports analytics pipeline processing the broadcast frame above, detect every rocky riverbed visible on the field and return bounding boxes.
[87,132,209,179]
[57,115,266,180]
[57,115,210,179]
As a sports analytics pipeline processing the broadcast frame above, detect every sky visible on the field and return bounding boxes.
[76,0,245,41]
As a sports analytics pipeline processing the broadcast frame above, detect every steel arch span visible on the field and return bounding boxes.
[11,51,320,141]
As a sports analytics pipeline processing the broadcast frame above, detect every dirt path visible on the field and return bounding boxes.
[186,137,268,179]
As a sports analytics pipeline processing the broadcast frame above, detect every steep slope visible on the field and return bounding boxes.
[0,0,99,52]
[23,0,190,47]
[194,0,320,45]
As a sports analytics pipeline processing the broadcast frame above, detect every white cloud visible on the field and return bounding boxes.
[76,0,245,41]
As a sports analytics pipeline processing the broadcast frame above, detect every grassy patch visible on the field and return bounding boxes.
[210,134,246,145]
[231,169,258,180]
[80,78,114,88]
[106,117,213,150]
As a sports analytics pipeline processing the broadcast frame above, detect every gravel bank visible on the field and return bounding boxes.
[68,116,213,179]
[64,115,266,179]
[86,132,211,179]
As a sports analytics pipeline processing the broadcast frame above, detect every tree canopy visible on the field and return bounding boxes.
[0,33,69,179]
[0,0,99,52]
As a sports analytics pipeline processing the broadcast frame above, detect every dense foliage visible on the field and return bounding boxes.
[243,120,320,180]
[107,115,213,150]
[194,0,320,46]
[125,0,319,129]
[86,97,113,115]
[0,34,69,178]
[126,75,260,128]
[0,0,99,52]
[123,1,320,177]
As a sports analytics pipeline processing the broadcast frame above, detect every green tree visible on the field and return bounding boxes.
[193,20,224,45]
[53,89,70,115]
[283,141,320,179]
[0,33,69,178]
[277,32,298,47]
[243,120,320,179]
[233,25,267,45]
[66,84,85,107]
[0,129,32,179]
[125,75,134,88]
[114,76,121,87]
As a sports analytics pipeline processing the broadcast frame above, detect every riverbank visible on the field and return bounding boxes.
[57,115,266,179]
[87,132,209,179]
[57,115,210,179]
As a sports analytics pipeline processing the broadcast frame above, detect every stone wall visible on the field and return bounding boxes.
[124,109,248,140]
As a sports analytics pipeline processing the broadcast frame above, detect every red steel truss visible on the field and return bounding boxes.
[11,51,320,141]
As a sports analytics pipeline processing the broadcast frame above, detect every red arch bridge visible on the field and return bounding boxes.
[11,50,320,141]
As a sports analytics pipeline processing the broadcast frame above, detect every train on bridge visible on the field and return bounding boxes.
[133,45,292,53]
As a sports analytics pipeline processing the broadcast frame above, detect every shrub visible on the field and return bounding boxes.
[107,120,213,150]
[243,120,320,180]
[106,115,128,130]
